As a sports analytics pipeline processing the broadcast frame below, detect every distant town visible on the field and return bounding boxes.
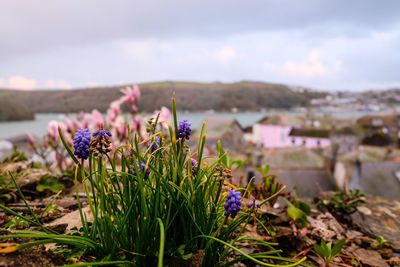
[185,86,400,200]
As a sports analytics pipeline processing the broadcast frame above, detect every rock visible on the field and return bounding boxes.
[345,230,364,239]
[308,212,345,241]
[353,248,389,267]
[42,196,78,210]
[351,196,400,251]
[356,205,372,215]
[1,161,54,189]
[46,206,92,234]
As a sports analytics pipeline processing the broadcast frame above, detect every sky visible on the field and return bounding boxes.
[1,0,400,91]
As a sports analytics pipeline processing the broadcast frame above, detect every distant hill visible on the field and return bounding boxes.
[0,81,319,115]
[0,98,34,121]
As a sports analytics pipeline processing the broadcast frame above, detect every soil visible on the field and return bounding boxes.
[0,247,64,267]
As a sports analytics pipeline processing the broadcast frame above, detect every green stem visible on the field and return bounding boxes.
[156,218,165,267]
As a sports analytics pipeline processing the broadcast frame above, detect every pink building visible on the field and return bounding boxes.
[252,124,331,149]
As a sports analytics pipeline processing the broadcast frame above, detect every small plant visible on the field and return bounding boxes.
[2,150,28,163]
[317,189,365,215]
[36,176,65,194]
[287,199,310,226]
[374,235,390,249]
[5,215,30,230]
[314,239,346,267]
[0,172,15,203]
[251,165,286,206]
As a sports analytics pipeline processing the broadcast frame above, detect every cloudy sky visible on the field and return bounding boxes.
[1,0,400,91]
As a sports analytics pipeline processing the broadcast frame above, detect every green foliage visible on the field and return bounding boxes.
[0,172,15,202]
[41,203,60,218]
[251,165,286,206]
[374,235,390,249]
[36,176,65,193]
[2,150,27,163]
[314,239,346,266]
[5,215,30,230]
[317,189,365,215]
[286,200,310,228]
[287,204,304,222]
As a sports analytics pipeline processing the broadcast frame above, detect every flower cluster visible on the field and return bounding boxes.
[73,128,91,160]
[133,160,150,179]
[178,119,191,140]
[121,85,141,113]
[224,189,242,218]
[90,128,112,155]
[150,136,160,152]
[246,195,260,209]
[191,158,198,175]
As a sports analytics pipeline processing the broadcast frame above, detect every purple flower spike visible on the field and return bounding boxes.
[224,189,242,218]
[133,160,150,179]
[178,119,191,140]
[246,195,260,209]
[93,129,112,138]
[91,127,112,155]
[191,159,198,175]
[73,128,91,160]
[151,136,160,152]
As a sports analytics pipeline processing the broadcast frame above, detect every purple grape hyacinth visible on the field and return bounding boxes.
[93,129,112,138]
[73,128,91,160]
[91,128,112,155]
[191,158,198,175]
[133,160,150,179]
[246,195,260,209]
[178,119,191,140]
[224,189,242,218]
[150,136,160,152]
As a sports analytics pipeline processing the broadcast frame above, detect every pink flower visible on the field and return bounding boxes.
[132,116,141,132]
[64,117,79,133]
[107,100,122,123]
[26,133,35,146]
[81,113,92,129]
[121,85,141,113]
[58,122,72,145]
[48,120,59,142]
[60,157,74,170]
[91,109,104,129]
[114,117,128,139]
[154,107,171,128]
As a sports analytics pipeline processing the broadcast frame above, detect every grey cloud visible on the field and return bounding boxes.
[1,0,400,60]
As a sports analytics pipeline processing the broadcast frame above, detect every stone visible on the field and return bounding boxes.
[351,196,400,251]
[46,206,92,234]
[353,248,389,267]
[308,212,345,241]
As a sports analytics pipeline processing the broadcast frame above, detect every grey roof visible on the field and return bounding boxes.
[354,161,400,199]
[270,168,336,198]
[264,148,326,169]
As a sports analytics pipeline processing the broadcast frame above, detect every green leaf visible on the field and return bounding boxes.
[261,165,270,175]
[216,141,229,167]
[298,201,311,215]
[287,204,304,221]
[36,177,65,193]
[314,244,325,258]
[314,240,332,259]
[58,126,79,165]
[331,239,346,257]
